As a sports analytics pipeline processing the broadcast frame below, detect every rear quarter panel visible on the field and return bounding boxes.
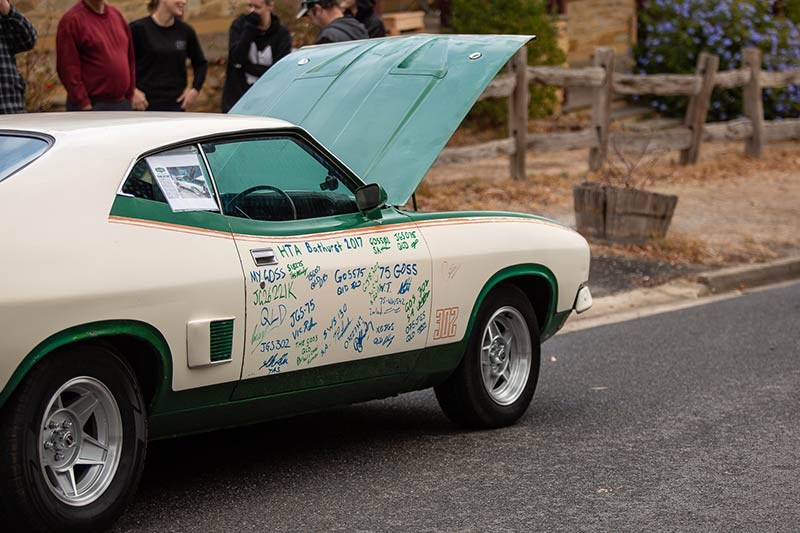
[0,138,244,398]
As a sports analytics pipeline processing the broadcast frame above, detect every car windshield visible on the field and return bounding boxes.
[0,134,50,183]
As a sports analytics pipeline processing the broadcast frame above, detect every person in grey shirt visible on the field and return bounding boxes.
[341,0,385,38]
[297,0,367,44]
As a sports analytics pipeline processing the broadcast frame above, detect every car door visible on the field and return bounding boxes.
[111,145,246,392]
[199,132,433,398]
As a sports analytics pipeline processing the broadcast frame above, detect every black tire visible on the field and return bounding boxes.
[434,284,541,429]
[0,346,148,533]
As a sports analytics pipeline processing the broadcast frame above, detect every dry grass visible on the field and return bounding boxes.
[417,140,800,267]
[588,233,779,267]
[413,173,572,213]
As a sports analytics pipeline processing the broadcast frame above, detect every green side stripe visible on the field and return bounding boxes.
[401,209,570,229]
[465,263,560,342]
[111,195,571,239]
[110,196,415,239]
[0,320,173,410]
[110,195,233,233]
[149,342,465,439]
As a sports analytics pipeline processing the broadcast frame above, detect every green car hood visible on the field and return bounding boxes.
[231,34,532,206]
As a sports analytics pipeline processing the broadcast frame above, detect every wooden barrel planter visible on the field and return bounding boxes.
[573,182,678,244]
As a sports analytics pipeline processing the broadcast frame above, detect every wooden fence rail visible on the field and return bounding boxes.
[438,46,800,178]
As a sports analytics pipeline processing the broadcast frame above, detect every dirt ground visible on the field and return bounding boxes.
[415,140,800,267]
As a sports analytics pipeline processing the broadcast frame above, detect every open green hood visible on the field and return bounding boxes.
[231,34,532,206]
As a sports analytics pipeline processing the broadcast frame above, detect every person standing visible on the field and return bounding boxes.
[56,0,135,110]
[341,0,385,38]
[222,0,290,112]
[0,0,37,114]
[130,0,207,111]
[297,0,368,45]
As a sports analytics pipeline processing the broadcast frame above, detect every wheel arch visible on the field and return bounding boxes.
[0,320,173,412]
[465,264,559,344]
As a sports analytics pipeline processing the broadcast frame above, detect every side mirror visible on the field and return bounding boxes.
[355,183,387,218]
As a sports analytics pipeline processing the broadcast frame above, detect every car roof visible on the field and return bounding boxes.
[0,112,295,149]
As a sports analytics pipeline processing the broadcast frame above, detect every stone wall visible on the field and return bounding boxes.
[17,0,637,111]
[17,0,310,111]
[565,0,636,67]
[17,0,309,59]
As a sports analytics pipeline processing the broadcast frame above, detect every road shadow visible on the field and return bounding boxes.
[139,391,457,487]
[138,382,599,494]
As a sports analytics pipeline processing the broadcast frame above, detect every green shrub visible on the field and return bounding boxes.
[635,0,800,121]
[783,0,800,24]
[450,0,566,131]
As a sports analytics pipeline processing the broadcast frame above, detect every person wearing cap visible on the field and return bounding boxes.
[298,0,368,45]
[222,0,291,112]
[341,0,385,38]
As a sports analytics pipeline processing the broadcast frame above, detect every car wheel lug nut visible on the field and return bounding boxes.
[44,441,54,450]
[48,421,58,429]
[54,453,64,461]
[62,420,73,429]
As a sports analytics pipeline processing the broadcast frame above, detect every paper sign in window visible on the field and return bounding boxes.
[146,153,218,212]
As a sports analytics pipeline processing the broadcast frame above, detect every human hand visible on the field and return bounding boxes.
[0,0,12,17]
[177,88,199,110]
[133,88,148,111]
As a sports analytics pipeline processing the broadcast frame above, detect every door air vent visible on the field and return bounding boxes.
[187,317,236,368]
[209,319,234,362]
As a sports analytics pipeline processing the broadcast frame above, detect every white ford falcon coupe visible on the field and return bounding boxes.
[0,35,591,531]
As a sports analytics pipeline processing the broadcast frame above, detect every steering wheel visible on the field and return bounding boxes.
[224,185,297,221]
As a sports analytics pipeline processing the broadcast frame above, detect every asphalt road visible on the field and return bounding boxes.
[114,281,800,533]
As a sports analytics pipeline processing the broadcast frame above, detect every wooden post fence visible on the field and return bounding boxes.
[435,45,800,175]
[509,47,529,180]
[588,47,615,171]
[743,47,765,158]
[681,52,719,165]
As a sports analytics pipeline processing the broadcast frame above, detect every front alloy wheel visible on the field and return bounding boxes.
[435,284,541,429]
[480,306,532,406]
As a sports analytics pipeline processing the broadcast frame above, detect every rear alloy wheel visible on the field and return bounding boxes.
[0,346,147,532]
[39,377,124,507]
[435,284,541,428]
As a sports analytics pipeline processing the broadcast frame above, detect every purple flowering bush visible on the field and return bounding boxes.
[635,0,800,120]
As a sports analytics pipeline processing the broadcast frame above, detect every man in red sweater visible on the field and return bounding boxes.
[56,0,135,110]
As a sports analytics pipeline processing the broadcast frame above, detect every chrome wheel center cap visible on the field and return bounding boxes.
[43,413,81,464]
[61,431,76,449]
[489,341,510,374]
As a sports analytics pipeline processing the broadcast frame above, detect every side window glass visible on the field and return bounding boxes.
[121,145,218,212]
[202,136,358,222]
[121,159,165,202]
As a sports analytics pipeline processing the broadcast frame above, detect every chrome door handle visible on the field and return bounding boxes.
[251,248,278,266]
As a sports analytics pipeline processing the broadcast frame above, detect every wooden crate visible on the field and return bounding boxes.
[383,11,426,35]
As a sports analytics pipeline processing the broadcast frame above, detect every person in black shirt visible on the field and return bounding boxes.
[341,0,385,38]
[222,0,291,113]
[130,0,207,111]
[297,0,368,44]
